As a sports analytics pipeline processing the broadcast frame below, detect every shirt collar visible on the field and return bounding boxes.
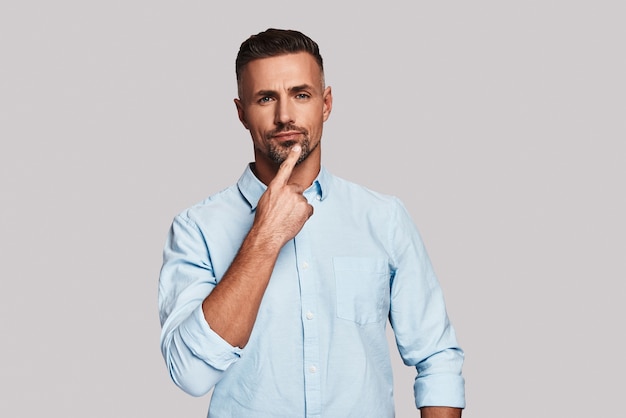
[237,163,331,210]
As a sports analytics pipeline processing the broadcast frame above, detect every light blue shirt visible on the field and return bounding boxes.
[159,165,465,418]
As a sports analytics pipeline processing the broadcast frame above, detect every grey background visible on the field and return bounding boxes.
[1,1,624,417]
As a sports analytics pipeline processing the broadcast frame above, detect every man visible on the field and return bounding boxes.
[159,28,465,417]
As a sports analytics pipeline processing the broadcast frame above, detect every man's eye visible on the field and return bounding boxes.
[296,93,310,99]
[258,97,273,103]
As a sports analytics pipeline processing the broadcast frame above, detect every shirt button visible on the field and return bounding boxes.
[306,312,314,320]
[309,366,317,373]
[316,195,321,201]
[302,262,309,270]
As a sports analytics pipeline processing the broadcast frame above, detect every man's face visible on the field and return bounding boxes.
[235,52,332,168]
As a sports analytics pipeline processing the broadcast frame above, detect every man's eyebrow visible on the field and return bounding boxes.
[254,84,314,97]
[255,89,277,98]
[289,84,314,92]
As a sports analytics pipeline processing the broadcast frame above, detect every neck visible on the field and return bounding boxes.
[253,151,321,188]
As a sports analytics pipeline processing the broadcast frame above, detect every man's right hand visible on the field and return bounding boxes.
[253,145,314,247]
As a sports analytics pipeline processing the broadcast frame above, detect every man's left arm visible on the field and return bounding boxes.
[388,197,466,411]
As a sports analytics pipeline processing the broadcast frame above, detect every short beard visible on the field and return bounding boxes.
[265,124,314,165]
[267,138,312,165]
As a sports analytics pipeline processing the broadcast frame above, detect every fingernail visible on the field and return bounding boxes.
[293,145,301,152]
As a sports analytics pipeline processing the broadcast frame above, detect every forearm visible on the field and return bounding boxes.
[420,407,462,418]
[202,147,313,348]
[201,225,283,348]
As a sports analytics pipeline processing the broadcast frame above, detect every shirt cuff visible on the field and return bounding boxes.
[178,305,242,371]
[414,373,466,409]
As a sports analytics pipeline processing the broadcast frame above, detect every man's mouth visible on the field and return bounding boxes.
[272,131,303,142]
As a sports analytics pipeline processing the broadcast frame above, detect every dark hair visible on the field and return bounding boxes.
[235,28,324,84]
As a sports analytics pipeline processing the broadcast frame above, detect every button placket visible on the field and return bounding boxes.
[294,222,321,416]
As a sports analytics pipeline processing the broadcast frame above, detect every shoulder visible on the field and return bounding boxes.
[327,171,403,209]
[176,183,243,224]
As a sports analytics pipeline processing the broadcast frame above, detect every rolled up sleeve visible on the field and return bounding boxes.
[159,214,242,397]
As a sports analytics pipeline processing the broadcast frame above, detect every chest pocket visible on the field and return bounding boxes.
[333,256,390,325]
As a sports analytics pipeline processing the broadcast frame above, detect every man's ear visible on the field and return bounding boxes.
[322,86,333,122]
[234,98,249,130]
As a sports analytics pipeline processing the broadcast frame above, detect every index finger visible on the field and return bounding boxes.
[271,145,302,186]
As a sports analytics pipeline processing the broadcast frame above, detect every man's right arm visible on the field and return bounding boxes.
[159,146,312,395]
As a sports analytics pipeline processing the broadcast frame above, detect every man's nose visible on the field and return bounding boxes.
[274,99,294,126]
